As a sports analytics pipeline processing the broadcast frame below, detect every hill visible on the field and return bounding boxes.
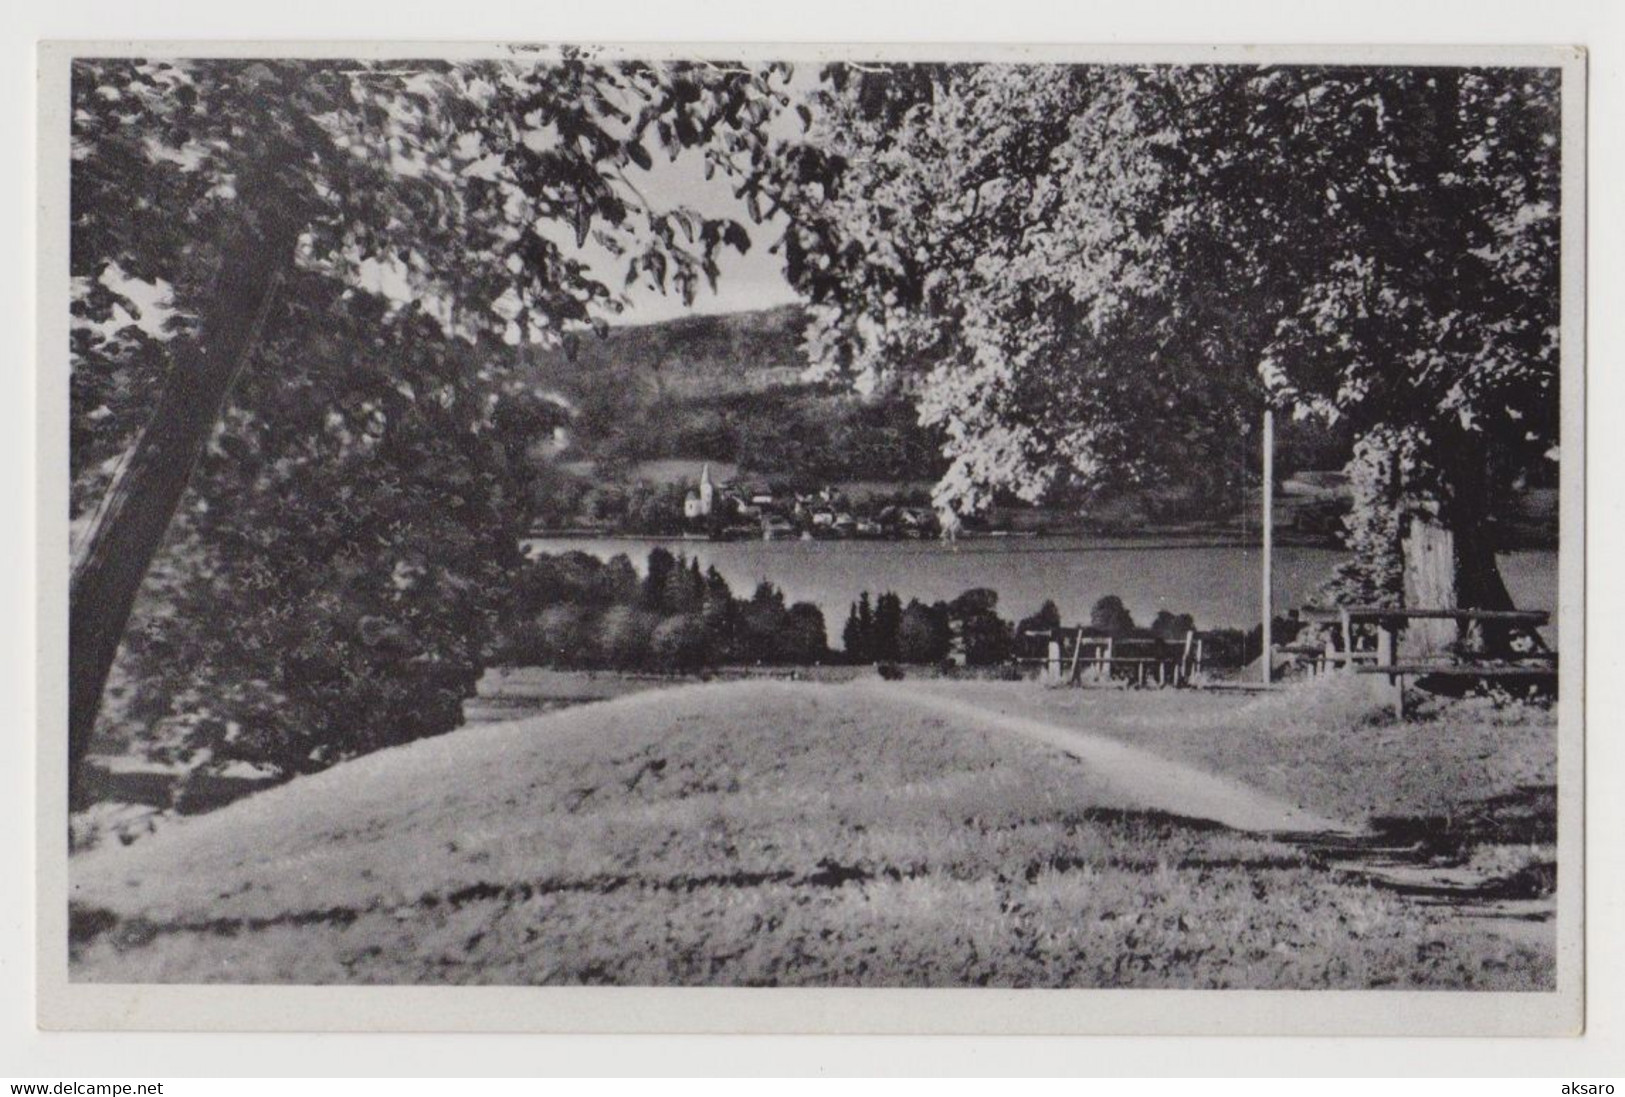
[511,304,950,488]
[70,679,1551,988]
[502,306,1559,545]
[523,303,812,405]
[509,305,1370,532]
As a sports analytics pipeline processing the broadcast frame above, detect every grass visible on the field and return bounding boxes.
[920,673,1557,823]
[69,679,1556,989]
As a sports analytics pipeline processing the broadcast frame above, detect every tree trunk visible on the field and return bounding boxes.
[68,208,296,807]
[1401,512,1515,659]
[1402,515,1457,657]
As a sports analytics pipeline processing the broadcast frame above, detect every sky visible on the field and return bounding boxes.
[587,145,803,326]
[95,134,805,342]
[86,63,820,343]
[560,67,823,327]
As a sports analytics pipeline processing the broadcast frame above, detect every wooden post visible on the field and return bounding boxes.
[1376,623,1402,716]
[1261,407,1275,685]
[1179,630,1195,685]
[1375,624,1393,666]
[1047,640,1062,683]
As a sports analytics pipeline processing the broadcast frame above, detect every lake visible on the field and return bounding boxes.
[520,535,1559,646]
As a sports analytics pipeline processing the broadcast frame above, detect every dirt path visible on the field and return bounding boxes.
[868,681,1356,835]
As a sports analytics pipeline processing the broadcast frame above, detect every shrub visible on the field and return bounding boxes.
[527,604,597,668]
[596,605,660,669]
[651,613,710,672]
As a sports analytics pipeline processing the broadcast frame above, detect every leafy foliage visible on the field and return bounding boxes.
[897,599,954,665]
[107,294,547,769]
[500,549,826,670]
[1089,596,1137,636]
[763,63,1561,602]
[73,55,791,772]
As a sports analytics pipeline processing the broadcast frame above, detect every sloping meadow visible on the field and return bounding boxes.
[70,681,1553,988]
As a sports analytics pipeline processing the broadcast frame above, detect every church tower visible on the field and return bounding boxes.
[698,463,715,516]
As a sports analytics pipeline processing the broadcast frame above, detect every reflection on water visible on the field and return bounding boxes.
[521,536,1559,644]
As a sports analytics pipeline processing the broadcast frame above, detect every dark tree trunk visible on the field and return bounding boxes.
[68,205,297,807]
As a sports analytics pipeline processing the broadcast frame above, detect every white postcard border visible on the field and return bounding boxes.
[33,38,1589,1037]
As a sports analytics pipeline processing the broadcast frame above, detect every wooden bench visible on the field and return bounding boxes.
[1074,633,1202,687]
[1298,605,1556,715]
[1025,629,1203,687]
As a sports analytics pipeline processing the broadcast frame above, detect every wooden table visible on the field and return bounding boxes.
[1297,606,1555,715]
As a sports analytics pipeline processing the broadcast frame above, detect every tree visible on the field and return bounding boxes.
[1017,599,1063,636]
[651,613,710,672]
[69,56,789,792]
[843,591,876,662]
[898,599,952,664]
[108,313,558,773]
[623,481,689,535]
[523,604,596,668]
[1150,609,1196,642]
[841,604,868,663]
[596,605,659,669]
[764,63,1560,640]
[762,65,1264,517]
[949,588,1001,620]
[642,547,678,610]
[1172,67,1560,648]
[782,603,829,665]
[737,581,792,662]
[949,588,1011,666]
[872,591,903,663]
[1090,596,1137,635]
[603,554,644,606]
[516,550,636,613]
[699,565,739,658]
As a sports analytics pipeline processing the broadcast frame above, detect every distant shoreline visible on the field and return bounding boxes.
[522,529,1345,552]
[521,528,1558,553]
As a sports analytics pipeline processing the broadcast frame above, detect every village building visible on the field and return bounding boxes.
[682,463,717,521]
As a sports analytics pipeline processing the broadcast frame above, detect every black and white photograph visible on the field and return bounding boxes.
[39,41,1584,1034]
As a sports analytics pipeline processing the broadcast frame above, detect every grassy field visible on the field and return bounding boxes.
[916,675,1557,822]
[69,678,1556,989]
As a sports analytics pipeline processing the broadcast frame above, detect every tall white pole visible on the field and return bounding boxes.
[1261,407,1275,685]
